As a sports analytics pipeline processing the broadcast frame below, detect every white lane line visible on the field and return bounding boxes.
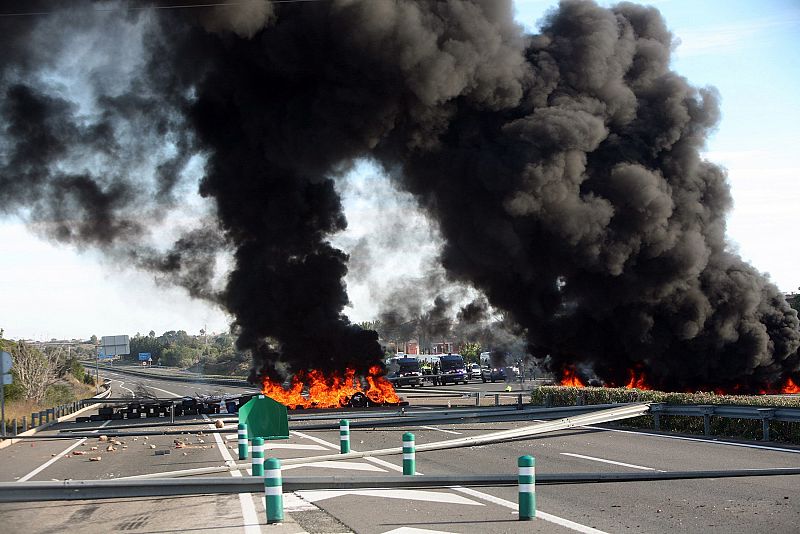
[584,425,800,454]
[111,380,135,396]
[364,456,402,473]
[204,415,261,533]
[420,425,462,435]
[453,487,608,534]
[560,452,663,472]
[290,430,339,450]
[18,420,112,482]
[143,384,182,398]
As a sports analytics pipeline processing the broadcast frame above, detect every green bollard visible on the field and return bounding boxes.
[252,437,265,476]
[264,457,284,523]
[238,423,249,460]
[518,455,536,520]
[402,432,415,475]
[340,419,350,454]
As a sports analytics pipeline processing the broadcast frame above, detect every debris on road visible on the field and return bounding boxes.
[89,456,101,462]
[98,435,108,442]
[214,420,224,428]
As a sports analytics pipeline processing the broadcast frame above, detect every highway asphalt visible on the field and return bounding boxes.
[0,368,798,533]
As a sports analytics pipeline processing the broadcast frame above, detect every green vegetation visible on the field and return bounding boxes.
[126,330,248,376]
[532,386,800,444]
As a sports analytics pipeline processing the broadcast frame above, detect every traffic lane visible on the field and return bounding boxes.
[322,416,800,475]
[283,428,580,533]
[472,474,799,534]
[0,405,111,482]
[102,369,259,397]
[0,494,261,534]
[301,490,573,534]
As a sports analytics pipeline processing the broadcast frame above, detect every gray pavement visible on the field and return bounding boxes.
[1,370,799,533]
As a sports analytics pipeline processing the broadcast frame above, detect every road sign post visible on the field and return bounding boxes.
[1,351,13,437]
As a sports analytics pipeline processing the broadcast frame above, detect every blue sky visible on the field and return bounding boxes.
[1,0,799,340]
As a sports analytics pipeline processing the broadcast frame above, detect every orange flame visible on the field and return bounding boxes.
[261,366,400,408]
[559,367,586,388]
[782,377,800,394]
[624,369,651,390]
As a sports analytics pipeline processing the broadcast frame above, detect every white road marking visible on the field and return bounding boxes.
[364,456,403,473]
[453,487,609,534]
[420,425,462,435]
[204,415,261,533]
[584,425,800,454]
[561,452,662,472]
[111,380,135,396]
[18,420,111,482]
[381,528,456,534]
[282,492,317,512]
[298,489,483,506]
[143,384,182,397]
[264,443,328,451]
[282,460,386,472]
[290,430,339,450]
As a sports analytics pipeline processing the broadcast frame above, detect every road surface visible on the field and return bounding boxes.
[0,368,798,533]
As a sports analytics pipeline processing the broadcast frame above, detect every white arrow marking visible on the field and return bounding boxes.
[297,489,484,506]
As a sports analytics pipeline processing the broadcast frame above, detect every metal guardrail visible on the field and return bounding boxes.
[3,468,800,502]
[648,402,800,440]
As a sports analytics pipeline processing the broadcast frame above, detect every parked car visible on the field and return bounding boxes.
[481,366,506,382]
[468,363,482,380]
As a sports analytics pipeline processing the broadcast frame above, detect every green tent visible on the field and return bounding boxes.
[238,395,289,440]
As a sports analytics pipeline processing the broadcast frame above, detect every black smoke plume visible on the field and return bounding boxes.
[1,0,798,391]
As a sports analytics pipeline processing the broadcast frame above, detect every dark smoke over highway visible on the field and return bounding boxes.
[1,0,798,391]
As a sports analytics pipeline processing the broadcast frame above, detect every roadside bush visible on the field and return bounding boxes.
[531,386,800,444]
[44,384,74,405]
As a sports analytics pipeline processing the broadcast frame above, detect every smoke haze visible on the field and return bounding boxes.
[1,0,797,390]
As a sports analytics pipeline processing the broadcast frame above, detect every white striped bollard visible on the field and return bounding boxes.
[238,423,249,460]
[518,455,535,520]
[264,457,283,523]
[252,437,265,476]
[340,419,350,454]
[402,432,415,475]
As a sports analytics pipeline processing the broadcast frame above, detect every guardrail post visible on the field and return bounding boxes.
[494,394,500,406]
[757,408,775,441]
[238,423,249,460]
[264,457,283,523]
[475,392,481,407]
[403,432,415,475]
[22,416,27,432]
[31,413,36,427]
[340,419,350,454]
[518,455,536,520]
[699,405,715,436]
[40,410,46,424]
[252,437,265,476]
[651,403,664,431]
[12,419,17,436]
[517,394,523,410]
[545,393,552,408]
